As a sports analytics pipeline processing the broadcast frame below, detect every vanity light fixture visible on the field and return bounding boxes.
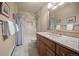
[58,2,64,6]
[52,2,65,10]
[47,3,53,9]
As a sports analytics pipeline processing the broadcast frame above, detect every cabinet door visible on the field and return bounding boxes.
[46,47,55,56]
[56,44,78,56]
[39,41,46,56]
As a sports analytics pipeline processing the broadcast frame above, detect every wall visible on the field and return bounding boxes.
[0,2,17,56]
[55,2,79,31]
[36,3,49,32]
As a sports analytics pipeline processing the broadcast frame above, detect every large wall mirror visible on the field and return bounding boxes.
[48,2,79,32]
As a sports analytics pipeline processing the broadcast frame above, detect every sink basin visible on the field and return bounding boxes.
[42,32,52,35]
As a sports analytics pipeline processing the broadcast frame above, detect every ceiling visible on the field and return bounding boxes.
[16,2,46,13]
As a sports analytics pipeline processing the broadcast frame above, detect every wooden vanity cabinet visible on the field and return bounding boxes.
[36,34,79,56]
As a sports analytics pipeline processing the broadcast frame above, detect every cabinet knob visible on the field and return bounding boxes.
[62,53,65,56]
[61,52,65,56]
[70,54,75,56]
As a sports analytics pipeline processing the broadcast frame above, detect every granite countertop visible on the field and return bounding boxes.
[37,32,79,52]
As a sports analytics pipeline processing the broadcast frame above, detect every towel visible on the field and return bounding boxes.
[7,20,15,35]
[2,21,10,38]
[15,24,19,32]
[67,24,74,31]
[56,25,61,30]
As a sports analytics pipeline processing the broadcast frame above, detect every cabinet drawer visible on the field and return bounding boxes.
[56,44,78,56]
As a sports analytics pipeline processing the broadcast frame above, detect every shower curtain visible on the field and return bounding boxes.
[15,13,24,46]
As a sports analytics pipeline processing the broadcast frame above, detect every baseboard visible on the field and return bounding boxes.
[9,45,16,56]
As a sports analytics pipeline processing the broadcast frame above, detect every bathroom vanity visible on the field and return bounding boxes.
[36,32,79,56]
